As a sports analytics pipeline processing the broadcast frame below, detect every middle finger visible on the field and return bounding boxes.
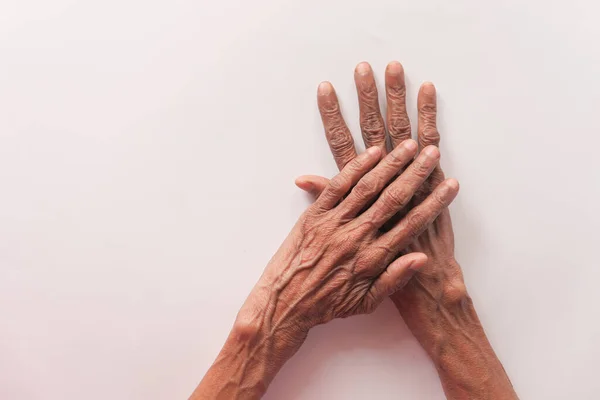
[354,62,387,153]
[385,61,412,149]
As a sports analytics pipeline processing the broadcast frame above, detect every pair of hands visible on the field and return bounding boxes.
[238,61,464,347]
[194,61,517,400]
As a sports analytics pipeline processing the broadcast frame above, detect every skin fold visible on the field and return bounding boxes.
[192,141,460,399]
[296,61,518,400]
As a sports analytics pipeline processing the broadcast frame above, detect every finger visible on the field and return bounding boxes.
[317,81,358,170]
[413,164,446,205]
[379,178,459,254]
[385,61,412,148]
[315,147,382,210]
[417,82,440,149]
[340,139,418,217]
[355,62,387,152]
[360,145,441,228]
[414,82,444,200]
[295,175,329,198]
[368,253,427,301]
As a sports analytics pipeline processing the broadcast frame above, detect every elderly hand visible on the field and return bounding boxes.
[296,61,517,400]
[194,140,458,399]
[297,61,463,327]
[241,144,458,336]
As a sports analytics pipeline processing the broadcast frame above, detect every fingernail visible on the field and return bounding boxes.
[422,82,435,95]
[437,179,460,203]
[446,178,459,191]
[386,61,403,76]
[295,177,313,190]
[424,146,440,158]
[318,81,332,96]
[403,139,417,151]
[356,62,371,76]
[366,146,381,157]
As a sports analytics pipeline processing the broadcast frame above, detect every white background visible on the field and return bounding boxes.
[1,0,599,399]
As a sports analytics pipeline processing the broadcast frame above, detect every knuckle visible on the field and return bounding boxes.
[387,84,406,101]
[353,176,377,200]
[328,127,354,156]
[388,115,411,139]
[381,187,409,210]
[355,246,385,272]
[316,192,337,211]
[353,218,378,238]
[361,112,385,140]
[432,187,447,207]
[331,233,355,253]
[406,211,428,237]
[331,143,355,161]
[328,176,345,194]
[421,127,440,146]
[410,160,431,178]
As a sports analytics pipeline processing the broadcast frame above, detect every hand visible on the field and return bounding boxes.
[241,143,458,339]
[298,61,517,400]
[298,61,463,325]
[194,143,459,399]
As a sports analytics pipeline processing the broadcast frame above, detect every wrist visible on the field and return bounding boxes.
[237,278,311,346]
[192,303,307,400]
[231,280,310,366]
[393,259,482,358]
[392,257,470,334]
[392,259,517,399]
[232,300,308,362]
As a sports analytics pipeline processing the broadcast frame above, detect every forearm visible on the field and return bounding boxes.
[393,262,517,400]
[417,300,516,399]
[191,288,307,400]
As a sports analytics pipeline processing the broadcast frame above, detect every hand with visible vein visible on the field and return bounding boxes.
[192,142,458,399]
[297,61,517,400]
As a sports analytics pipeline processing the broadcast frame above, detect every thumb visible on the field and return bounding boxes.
[295,175,329,198]
[369,253,427,300]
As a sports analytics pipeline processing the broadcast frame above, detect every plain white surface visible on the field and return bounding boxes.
[1,0,599,399]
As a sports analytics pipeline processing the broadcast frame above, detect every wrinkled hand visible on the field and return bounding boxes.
[194,63,513,400]
[238,143,459,347]
[195,143,458,400]
[297,61,467,342]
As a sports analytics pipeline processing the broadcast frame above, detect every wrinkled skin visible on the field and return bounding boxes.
[192,62,518,400]
[296,61,466,346]
[240,143,459,340]
[194,62,517,400]
[193,143,459,399]
[295,61,518,400]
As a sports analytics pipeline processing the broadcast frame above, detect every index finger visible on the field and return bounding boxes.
[317,81,357,170]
